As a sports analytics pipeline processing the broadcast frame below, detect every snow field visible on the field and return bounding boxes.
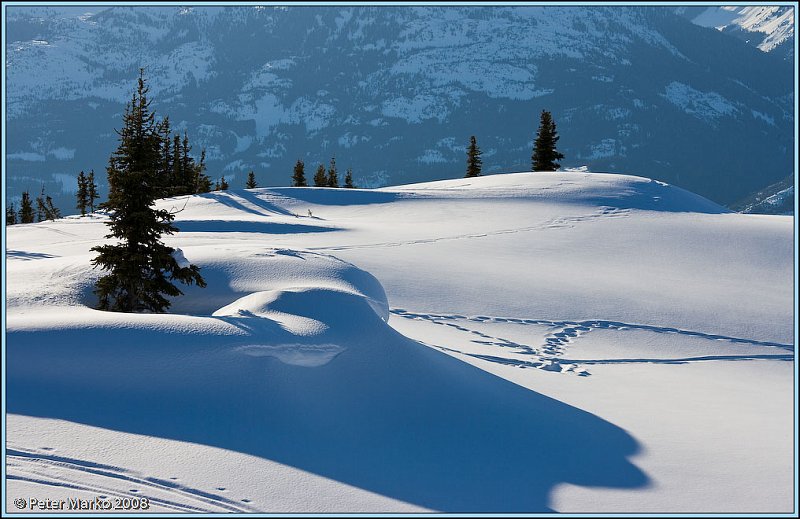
[5,171,794,512]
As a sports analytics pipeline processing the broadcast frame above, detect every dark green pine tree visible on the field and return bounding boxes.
[43,195,61,220]
[35,185,60,221]
[35,185,50,222]
[246,170,258,189]
[313,164,327,187]
[157,116,173,197]
[465,135,482,178]
[344,168,355,188]
[87,169,99,213]
[292,160,307,187]
[180,133,196,193]
[90,69,206,313]
[194,149,212,193]
[76,170,89,216]
[218,176,229,190]
[6,202,17,225]
[171,133,183,193]
[172,135,211,195]
[327,157,339,187]
[531,109,565,172]
[19,191,35,223]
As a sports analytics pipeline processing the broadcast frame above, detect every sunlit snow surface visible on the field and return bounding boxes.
[5,172,793,513]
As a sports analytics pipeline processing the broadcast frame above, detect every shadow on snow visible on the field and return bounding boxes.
[8,304,649,512]
[173,220,338,235]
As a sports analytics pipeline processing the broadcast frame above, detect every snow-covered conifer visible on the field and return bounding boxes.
[91,69,206,313]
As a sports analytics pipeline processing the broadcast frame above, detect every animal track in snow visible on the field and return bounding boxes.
[310,207,630,252]
[6,447,255,513]
[391,309,793,377]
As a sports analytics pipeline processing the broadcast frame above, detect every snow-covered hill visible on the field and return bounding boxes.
[6,171,793,513]
[4,5,794,214]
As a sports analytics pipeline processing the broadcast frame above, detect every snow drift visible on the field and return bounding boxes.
[5,171,793,512]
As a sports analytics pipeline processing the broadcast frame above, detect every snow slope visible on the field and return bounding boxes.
[685,5,794,55]
[5,171,794,513]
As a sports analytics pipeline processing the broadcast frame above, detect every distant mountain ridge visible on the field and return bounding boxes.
[5,5,794,214]
[676,5,794,59]
[731,174,795,215]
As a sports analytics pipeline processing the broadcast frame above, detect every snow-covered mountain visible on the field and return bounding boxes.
[7,171,793,512]
[732,174,795,215]
[5,5,795,214]
[677,5,794,58]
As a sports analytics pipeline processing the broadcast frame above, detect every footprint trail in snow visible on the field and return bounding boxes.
[390,309,793,376]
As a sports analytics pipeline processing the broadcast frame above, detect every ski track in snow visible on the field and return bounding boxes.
[6,447,257,513]
[310,206,630,251]
[390,309,794,377]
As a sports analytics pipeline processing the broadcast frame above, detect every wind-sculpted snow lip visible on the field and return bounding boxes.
[150,246,390,319]
[7,246,392,372]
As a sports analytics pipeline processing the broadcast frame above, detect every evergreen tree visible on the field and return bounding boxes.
[194,149,212,193]
[327,157,339,187]
[90,69,205,313]
[180,133,196,193]
[531,109,564,172]
[155,129,209,195]
[246,170,258,189]
[34,185,61,221]
[87,169,99,213]
[171,133,183,193]
[313,164,327,187]
[35,185,47,222]
[43,195,61,220]
[465,135,482,178]
[76,170,89,216]
[19,191,34,223]
[218,176,229,191]
[157,116,173,197]
[6,202,17,225]
[292,159,307,187]
[344,168,355,188]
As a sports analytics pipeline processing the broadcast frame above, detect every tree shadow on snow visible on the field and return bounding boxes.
[272,187,401,206]
[192,190,298,218]
[173,220,338,234]
[7,250,59,260]
[7,308,649,512]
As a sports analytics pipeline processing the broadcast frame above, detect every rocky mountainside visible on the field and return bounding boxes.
[731,174,794,215]
[677,5,794,59]
[5,6,794,214]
